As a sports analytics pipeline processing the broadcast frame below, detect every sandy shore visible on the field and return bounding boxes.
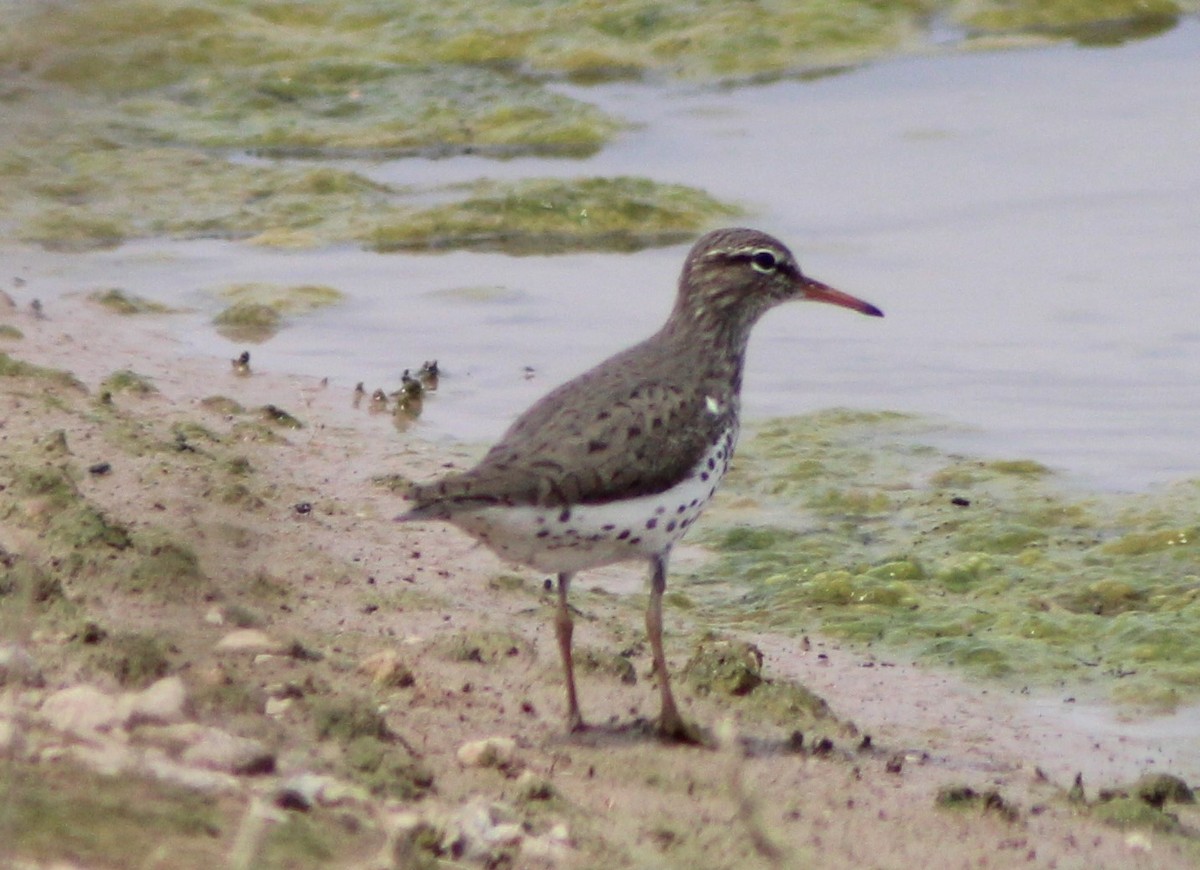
[2,291,1197,868]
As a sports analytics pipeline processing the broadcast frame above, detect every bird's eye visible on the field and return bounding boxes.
[750,250,777,273]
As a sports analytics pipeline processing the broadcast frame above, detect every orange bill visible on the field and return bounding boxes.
[803,278,884,317]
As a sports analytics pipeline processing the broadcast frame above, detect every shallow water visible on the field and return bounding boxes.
[8,20,1200,491]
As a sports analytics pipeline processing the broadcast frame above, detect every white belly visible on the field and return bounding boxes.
[450,426,738,574]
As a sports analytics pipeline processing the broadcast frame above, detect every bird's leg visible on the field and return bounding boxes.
[554,572,585,732]
[647,554,698,742]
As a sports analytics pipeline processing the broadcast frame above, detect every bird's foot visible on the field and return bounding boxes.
[657,711,711,746]
[565,712,588,735]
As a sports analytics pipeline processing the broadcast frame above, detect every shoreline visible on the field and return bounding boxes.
[3,290,1198,866]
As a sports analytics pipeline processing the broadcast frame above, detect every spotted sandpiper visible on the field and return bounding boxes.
[397,227,882,740]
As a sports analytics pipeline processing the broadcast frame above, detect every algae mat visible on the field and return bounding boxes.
[1,0,1189,252]
[697,411,1200,711]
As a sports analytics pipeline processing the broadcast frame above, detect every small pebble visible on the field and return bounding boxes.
[457,736,517,769]
[215,629,285,655]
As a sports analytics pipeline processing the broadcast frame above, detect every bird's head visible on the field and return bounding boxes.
[675,228,883,332]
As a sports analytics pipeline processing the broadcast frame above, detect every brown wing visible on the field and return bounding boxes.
[402,340,732,517]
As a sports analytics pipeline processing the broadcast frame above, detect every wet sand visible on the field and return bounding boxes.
[2,290,1197,867]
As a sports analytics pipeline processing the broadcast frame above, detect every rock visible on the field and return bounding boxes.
[135,721,209,753]
[215,629,285,655]
[319,777,372,806]
[66,739,136,776]
[443,798,523,861]
[358,649,416,688]
[385,809,443,868]
[456,736,517,769]
[0,643,43,687]
[275,772,371,811]
[41,685,122,739]
[122,675,188,727]
[522,822,573,863]
[181,726,275,775]
[142,748,241,794]
[265,696,293,717]
[276,772,330,811]
[204,606,225,626]
[515,769,556,801]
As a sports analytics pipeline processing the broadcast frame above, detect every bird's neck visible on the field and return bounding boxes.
[659,307,753,398]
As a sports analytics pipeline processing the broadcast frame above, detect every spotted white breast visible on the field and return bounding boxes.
[449,423,739,574]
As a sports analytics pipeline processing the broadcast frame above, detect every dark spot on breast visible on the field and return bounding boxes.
[628,536,642,545]
[689,499,699,507]
[700,472,709,481]
[602,523,616,531]
[666,520,677,532]
[587,439,608,453]
[617,529,631,540]
[680,518,692,528]
[655,506,665,515]
[559,509,572,522]
[676,505,686,514]
[707,458,716,470]
[537,529,550,538]
[646,518,658,530]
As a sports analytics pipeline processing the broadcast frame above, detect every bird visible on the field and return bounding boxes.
[397,227,883,740]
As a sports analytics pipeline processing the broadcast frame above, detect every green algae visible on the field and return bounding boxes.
[213,302,283,342]
[0,352,86,391]
[435,629,532,664]
[218,282,343,313]
[3,461,134,553]
[683,636,764,696]
[370,176,740,254]
[102,369,158,396]
[2,762,223,867]
[18,209,126,252]
[1091,797,1183,833]
[88,629,174,688]
[1132,773,1196,808]
[212,283,341,341]
[0,415,233,613]
[695,412,1200,707]
[575,646,639,685]
[258,404,304,429]
[89,288,175,315]
[343,735,435,800]
[935,785,1020,823]
[0,324,24,340]
[957,0,1181,46]
[3,756,374,867]
[4,0,1167,256]
[200,395,247,416]
[680,634,838,730]
[125,533,208,598]
[312,697,435,799]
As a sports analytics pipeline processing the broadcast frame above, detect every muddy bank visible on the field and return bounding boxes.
[2,291,1199,868]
